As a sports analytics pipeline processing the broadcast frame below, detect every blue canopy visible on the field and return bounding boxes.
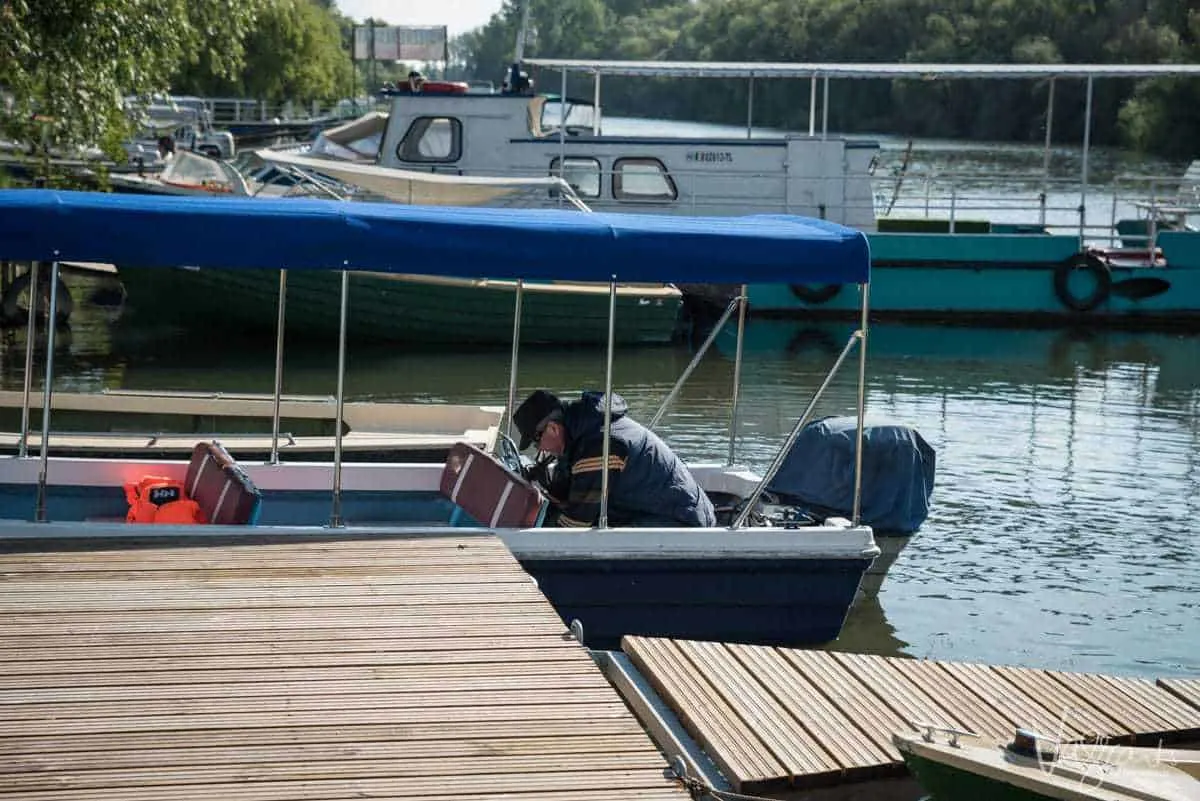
[0,190,870,284]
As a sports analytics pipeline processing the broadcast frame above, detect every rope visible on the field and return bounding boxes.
[664,762,783,801]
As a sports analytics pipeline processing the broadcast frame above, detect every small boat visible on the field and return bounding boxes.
[104,149,681,346]
[0,188,878,649]
[895,725,1200,801]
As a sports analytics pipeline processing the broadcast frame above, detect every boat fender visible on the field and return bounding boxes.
[788,283,841,305]
[124,476,206,524]
[0,269,74,327]
[1053,253,1111,312]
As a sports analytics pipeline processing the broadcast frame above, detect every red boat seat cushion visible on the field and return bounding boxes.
[439,442,545,528]
[184,441,262,525]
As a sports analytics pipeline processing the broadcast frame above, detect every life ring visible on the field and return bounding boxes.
[1053,253,1111,312]
[1,269,74,327]
[788,283,841,304]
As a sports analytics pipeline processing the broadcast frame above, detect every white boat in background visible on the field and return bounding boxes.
[109,147,589,210]
[0,389,502,463]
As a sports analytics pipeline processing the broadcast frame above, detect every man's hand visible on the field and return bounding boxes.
[523,455,555,488]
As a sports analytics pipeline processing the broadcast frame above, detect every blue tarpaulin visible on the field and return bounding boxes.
[0,190,870,285]
[767,416,936,534]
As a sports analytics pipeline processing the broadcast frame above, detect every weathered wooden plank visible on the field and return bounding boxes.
[0,780,686,801]
[1093,673,1200,734]
[679,640,837,779]
[829,651,965,733]
[777,648,906,762]
[989,666,1132,740]
[728,645,895,771]
[624,636,786,786]
[0,590,555,614]
[1,752,674,792]
[2,733,661,771]
[0,687,623,722]
[0,719,651,757]
[0,625,570,650]
[0,634,580,664]
[935,660,1081,739]
[879,657,1013,739]
[1046,670,1183,735]
[0,671,612,703]
[1158,677,1200,711]
[0,608,559,637]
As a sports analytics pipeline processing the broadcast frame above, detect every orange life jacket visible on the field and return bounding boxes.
[124,476,206,524]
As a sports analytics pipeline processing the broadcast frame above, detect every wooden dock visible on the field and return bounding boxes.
[621,635,1200,796]
[0,535,688,801]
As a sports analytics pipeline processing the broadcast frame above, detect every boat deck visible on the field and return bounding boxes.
[620,635,1200,796]
[0,534,687,801]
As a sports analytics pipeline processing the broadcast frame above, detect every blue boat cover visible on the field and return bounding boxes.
[0,190,869,284]
[767,416,935,534]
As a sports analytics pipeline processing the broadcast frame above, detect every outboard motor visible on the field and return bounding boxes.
[767,416,935,535]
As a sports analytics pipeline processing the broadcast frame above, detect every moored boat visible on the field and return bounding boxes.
[0,188,880,649]
[895,726,1200,801]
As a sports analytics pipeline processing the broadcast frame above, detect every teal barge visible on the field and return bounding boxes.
[749,227,1200,327]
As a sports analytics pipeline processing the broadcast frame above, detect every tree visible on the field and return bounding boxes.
[0,0,270,161]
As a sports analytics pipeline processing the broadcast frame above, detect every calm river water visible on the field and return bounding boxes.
[14,284,1199,681]
[8,133,1198,680]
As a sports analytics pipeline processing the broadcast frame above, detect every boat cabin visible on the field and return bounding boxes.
[373,90,878,229]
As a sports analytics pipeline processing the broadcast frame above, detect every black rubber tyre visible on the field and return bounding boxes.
[1053,254,1111,313]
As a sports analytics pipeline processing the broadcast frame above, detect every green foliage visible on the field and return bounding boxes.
[450,0,1198,159]
[0,0,270,167]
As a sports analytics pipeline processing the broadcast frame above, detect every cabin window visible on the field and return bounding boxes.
[549,157,601,199]
[613,158,677,202]
[396,116,461,163]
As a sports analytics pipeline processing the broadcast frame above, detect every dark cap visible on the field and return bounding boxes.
[513,389,562,450]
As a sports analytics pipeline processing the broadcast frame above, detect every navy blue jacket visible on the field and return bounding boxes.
[546,391,716,527]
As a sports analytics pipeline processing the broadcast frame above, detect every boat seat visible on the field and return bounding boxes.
[185,440,262,525]
[440,441,547,528]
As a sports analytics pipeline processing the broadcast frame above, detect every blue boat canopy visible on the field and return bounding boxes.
[0,190,870,284]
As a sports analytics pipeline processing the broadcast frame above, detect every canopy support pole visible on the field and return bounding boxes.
[851,283,871,526]
[1079,74,1093,242]
[504,280,524,443]
[598,277,616,529]
[821,75,830,140]
[808,76,817,136]
[17,260,39,458]
[731,332,860,529]
[727,284,748,466]
[269,269,288,465]
[558,69,568,201]
[1040,78,1055,228]
[746,73,754,139]
[648,296,739,431]
[34,261,61,523]
[329,269,350,529]
[592,73,601,135]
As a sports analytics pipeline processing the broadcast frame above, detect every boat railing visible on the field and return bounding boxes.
[873,165,1200,251]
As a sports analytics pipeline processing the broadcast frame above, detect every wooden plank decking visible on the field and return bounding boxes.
[623,635,1200,795]
[0,535,688,801]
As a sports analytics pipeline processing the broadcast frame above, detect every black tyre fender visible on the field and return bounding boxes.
[788,283,842,304]
[1053,253,1111,312]
[1,269,74,326]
